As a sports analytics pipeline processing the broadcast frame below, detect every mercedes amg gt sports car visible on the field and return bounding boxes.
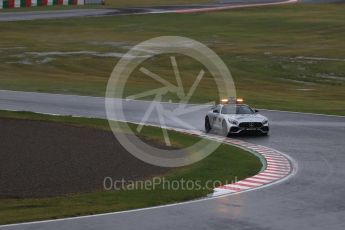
[205,98,269,136]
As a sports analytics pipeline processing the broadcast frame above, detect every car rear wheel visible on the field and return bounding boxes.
[205,117,211,133]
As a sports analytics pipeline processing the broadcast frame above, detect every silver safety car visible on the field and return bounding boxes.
[205,98,269,136]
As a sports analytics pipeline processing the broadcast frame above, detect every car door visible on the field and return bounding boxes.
[210,105,222,129]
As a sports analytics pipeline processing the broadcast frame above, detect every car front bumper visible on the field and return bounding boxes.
[229,125,269,134]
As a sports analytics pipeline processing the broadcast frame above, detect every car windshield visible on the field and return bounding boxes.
[221,105,254,114]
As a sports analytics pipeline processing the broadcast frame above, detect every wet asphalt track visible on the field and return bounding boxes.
[0,0,293,22]
[0,90,344,230]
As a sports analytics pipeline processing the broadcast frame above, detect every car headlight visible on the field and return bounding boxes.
[262,119,268,125]
[228,119,238,125]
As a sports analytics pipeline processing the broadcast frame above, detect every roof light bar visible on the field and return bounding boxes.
[220,98,229,103]
[220,97,244,104]
[236,98,244,103]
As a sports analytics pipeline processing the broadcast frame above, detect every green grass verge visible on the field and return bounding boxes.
[0,3,344,115]
[0,110,262,225]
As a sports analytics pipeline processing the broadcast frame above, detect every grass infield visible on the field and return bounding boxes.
[0,110,262,225]
[0,4,344,115]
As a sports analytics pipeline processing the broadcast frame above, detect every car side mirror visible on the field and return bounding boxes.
[213,109,219,113]
[254,109,259,113]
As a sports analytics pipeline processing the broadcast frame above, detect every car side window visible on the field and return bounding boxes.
[213,105,221,113]
[220,106,227,114]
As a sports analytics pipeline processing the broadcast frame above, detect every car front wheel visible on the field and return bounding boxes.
[222,121,229,137]
[205,117,211,133]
